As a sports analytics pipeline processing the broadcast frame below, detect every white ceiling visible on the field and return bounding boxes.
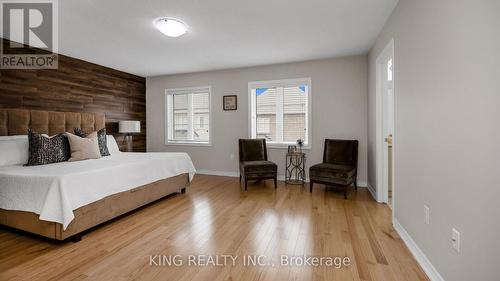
[56,0,398,77]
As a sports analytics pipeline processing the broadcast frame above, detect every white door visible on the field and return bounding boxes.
[376,39,395,209]
[383,58,394,208]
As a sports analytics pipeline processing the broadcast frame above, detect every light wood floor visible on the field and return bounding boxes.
[0,175,428,281]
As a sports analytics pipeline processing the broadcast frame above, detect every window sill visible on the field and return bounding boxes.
[165,141,212,147]
[267,144,311,150]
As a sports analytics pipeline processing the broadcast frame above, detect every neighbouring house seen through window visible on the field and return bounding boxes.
[249,78,311,147]
[165,86,211,144]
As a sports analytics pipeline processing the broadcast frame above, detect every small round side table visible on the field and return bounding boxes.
[285,152,306,185]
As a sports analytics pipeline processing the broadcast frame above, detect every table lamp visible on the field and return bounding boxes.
[119,120,140,152]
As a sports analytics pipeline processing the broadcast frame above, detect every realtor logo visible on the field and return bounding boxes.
[1,0,58,69]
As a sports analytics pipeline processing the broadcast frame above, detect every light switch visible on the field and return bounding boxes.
[452,228,460,252]
[424,205,430,225]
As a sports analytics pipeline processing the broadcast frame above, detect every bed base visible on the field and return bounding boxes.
[0,173,189,241]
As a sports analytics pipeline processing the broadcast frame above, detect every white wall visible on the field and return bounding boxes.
[368,0,500,280]
[147,56,368,184]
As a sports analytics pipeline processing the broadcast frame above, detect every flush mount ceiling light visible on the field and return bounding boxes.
[154,17,188,38]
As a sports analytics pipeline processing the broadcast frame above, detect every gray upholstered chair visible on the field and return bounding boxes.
[239,139,277,190]
[309,139,359,199]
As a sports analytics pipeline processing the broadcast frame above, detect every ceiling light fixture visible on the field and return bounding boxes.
[154,17,188,38]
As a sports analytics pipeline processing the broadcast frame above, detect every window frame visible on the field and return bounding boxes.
[248,78,312,149]
[164,86,212,146]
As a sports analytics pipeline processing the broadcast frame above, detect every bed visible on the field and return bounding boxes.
[0,109,195,241]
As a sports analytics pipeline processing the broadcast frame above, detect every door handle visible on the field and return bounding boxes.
[385,135,393,146]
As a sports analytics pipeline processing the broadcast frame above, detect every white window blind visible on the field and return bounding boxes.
[165,87,211,144]
[249,78,311,147]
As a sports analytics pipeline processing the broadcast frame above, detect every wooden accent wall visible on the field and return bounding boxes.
[0,39,146,151]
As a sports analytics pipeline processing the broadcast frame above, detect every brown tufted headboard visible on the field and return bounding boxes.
[0,109,105,136]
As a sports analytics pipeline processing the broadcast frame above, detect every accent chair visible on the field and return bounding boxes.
[309,139,359,199]
[239,139,277,190]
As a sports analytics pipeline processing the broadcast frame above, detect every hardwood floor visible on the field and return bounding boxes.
[0,175,428,281]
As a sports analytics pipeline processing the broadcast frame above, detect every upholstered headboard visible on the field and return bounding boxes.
[0,109,105,136]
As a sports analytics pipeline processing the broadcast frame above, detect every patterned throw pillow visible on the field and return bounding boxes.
[26,129,70,166]
[74,128,110,156]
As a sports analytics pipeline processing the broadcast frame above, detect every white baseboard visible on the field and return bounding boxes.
[195,169,239,177]
[367,182,378,201]
[393,219,445,281]
[195,170,298,181]
[356,180,367,188]
[195,170,367,187]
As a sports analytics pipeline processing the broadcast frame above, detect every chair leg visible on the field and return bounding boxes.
[245,179,248,191]
[310,181,313,192]
[239,174,242,182]
[274,177,277,189]
[354,178,358,190]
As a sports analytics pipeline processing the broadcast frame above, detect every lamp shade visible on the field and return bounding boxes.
[119,121,140,133]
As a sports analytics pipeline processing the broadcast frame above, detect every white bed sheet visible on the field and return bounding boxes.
[0,152,196,229]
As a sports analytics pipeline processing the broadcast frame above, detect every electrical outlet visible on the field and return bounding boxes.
[424,205,430,225]
[230,153,235,161]
[451,228,460,252]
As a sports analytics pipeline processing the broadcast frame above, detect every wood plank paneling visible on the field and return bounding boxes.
[0,38,146,151]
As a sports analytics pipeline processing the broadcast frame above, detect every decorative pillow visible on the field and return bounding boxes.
[0,136,29,166]
[106,135,121,154]
[26,129,70,166]
[67,132,102,162]
[74,128,110,156]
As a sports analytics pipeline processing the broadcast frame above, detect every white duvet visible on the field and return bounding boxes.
[0,152,196,229]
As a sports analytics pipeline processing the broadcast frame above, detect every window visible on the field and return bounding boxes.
[165,86,211,145]
[249,78,311,147]
[199,116,205,128]
[387,58,393,81]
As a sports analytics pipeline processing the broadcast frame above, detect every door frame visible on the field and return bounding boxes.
[375,39,395,210]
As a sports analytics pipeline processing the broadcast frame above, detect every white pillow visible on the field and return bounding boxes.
[0,135,27,140]
[106,135,120,154]
[0,136,29,166]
